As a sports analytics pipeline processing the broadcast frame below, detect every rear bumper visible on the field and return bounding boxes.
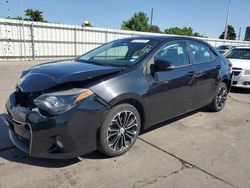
[3,92,106,159]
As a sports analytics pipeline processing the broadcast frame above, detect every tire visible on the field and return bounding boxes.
[97,103,141,157]
[208,82,228,112]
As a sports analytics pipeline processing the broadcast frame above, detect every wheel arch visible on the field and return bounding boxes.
[108,94,149,131]
[221,77,232,91]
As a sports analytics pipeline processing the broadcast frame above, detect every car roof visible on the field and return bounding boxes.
[233,46,250,49]
[121,35,206,43]
[218,45,232,47]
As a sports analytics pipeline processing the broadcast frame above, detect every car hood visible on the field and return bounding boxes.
[18,60,123,92]
[228,58,250,69]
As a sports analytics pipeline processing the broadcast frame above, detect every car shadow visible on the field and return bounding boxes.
[230,87,250,94]
[140,109,201,135]
[80,150,109,160]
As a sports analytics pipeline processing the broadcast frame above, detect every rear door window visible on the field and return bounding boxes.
[189,41,216,64]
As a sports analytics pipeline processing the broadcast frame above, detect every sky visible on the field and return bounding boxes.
[0,0,250,39]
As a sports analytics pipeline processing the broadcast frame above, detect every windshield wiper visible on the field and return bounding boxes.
[87,60,125,67]
[79,59,127,67]
[79,59,109,66]
[87,60,106,66]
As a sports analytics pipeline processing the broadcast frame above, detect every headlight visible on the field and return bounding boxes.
[244,70,250,75]
[34,88,93,115]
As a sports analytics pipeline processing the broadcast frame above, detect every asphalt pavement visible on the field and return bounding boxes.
[0,61,249,188]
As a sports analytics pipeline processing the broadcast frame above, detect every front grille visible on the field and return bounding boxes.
[17,135,30,145]
[232,81,238,85]
[233,71,241,76]
[15,87,41,109]
[232,67,242,76]
[243,82,250,85]
[7,115,32,147]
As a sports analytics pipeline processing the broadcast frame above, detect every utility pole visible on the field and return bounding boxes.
[150,8,154,27]
[21,3,26,60]
[224,0,231,40]
[238,27,241,40]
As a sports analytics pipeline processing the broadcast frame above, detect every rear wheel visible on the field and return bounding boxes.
[208,82,228,112]
[98,104,141,157]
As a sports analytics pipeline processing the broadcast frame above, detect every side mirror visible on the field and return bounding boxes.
[153,59,175,72]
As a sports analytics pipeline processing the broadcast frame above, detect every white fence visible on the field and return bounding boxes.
[1,18,250,60]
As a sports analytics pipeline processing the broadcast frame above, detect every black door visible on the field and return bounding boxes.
[147,40,196,125]
[188,41,219,108]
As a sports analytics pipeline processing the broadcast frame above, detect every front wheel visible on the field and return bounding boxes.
[208,82,228,112]
[98,104,141,157]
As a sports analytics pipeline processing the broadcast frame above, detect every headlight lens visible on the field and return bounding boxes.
[34,89,93,115]
[244,69,250,75]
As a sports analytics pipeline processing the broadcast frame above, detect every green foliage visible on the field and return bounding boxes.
[82,21,92,27]
[84,22,92,27]
[149,25,161,33]
[219,25,236,40]
[25,9,47,22]
[6,16,23,20]
[121,11,205,37]
[121,12,149,32]
[7,9,47,22]
[164,27,206,37]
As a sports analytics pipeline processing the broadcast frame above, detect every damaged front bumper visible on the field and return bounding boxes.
[3,92,106,159]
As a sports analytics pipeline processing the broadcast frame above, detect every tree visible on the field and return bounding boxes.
[219,25,236,40]
[6,16,23,20]
[25,9,47,22]
[121,12,149,32]
[149,25,161,33]
[193,32,205,37]
[82,20,92,27]
[164,27,205,37]
[7,9,47,22]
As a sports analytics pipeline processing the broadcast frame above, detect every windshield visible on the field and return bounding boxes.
[225,48,250,60]
[78,38,158,67]
[217,45,230,50]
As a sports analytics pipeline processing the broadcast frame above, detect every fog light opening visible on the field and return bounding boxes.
[55,139,64,149]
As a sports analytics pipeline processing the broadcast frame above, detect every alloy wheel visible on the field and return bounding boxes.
[107,111,138,152]
[216,84,228,109]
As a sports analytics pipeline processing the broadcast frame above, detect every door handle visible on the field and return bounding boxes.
[216,65,222,70]
[186,71,196,77]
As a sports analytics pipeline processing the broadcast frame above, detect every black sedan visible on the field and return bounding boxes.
[2,36,232,159]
